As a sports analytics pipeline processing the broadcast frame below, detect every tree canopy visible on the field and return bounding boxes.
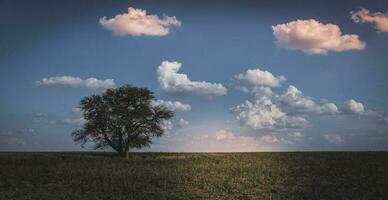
[71,85,174,158]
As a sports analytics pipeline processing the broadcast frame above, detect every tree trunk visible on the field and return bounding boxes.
[125,150,129,159]
[119,151,126,158]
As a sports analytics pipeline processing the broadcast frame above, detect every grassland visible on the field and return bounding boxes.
[1,152,388,200]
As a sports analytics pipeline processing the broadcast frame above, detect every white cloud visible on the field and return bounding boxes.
[278,85,339,115]
[231,67,383,138]
[157,61,227,97]
[324,134,342,144]
[272,19,365,54]
[230,69,354,134]
[178,118,189,127]
[99,7,181,36]
[277,116,309,129]
[32,113,48,123]
[234,69,286,97]
[151,100,191,112]
[231,97,285,130]
[35,76,116,91]
[63,108,85,126]
[231,97,307,131]
[351,8,388,33]
[235,68,286,88]
[161,120,173,131]
[287,132,303,138]
[343,99,364,114]
[63,117,86,126]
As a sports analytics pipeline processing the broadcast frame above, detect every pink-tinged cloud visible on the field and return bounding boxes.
[351,8,388,33]
[272,19,365,55]
[99,7,181,36]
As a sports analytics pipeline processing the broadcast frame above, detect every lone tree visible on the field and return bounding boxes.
[71,85,174,158]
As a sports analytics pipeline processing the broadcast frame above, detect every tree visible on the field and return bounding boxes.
[71,85,174,158]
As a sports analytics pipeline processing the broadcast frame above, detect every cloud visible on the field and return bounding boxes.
[231,97,285,130]
[234,68,286,96]
[342,99,365,114]
[324,134,342,144]
[235,69,286,88]
[278,85,339,115]
[230,68,377,135]
[287,132,303,138]
[63,108,85,126]
[230,97,307,130]
[32,113,48,123]
[63,117,86,126]
[151,100,191,112]
[277,116,309,129]
[186,129,295,152]
[272,19,365,54]
[35,76,116,91]
[211,130,235,140]
[191,130,260,152]
[157,61,227,97]
[99,7,181,36]
[178,118,189,127]
[351,8,388,33]
[0,128,36,147]
[258,135,281,143]
[161,120,173,131]
[230,67,384,138]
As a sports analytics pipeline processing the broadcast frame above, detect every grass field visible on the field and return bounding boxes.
[1,152,388,200]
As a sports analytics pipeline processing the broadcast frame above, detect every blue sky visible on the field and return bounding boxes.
[1,0,387,151]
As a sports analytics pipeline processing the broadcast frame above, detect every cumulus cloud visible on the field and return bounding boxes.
[63,108,85,126]
[342,99,365,114]
[157,61,227,97]
[230,67,383,137]
[351,8,388,33]
[151,99,191,112]
[231,97,285,130]
[99,7,181,36]
[324,134,342,144]
[272,19,365,54]
[230,97,307,130]
[178,118,189,127]
[277,116,309,129]
[235,69,286,88]
[35,76,116,91]
[278,85,339,115]
[230,68,370,135]
[161,120,173,131]
[234,68,286,97]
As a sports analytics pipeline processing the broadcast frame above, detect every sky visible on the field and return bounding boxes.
[1,0,388,152]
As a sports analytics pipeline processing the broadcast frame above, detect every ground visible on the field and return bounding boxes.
[1,152,388,200]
